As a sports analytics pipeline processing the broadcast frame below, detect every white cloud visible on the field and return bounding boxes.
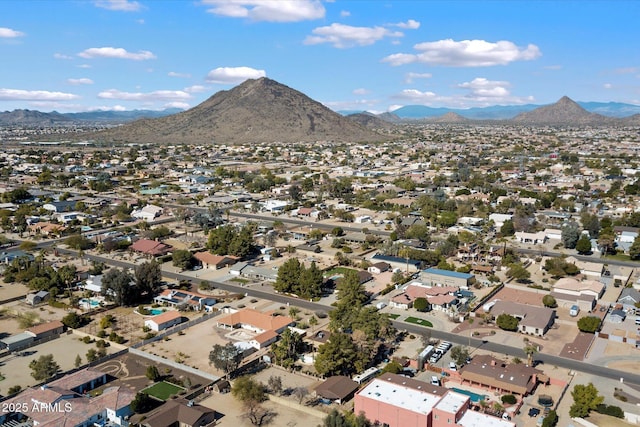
[457,77,511,98]
[184,85,208,93]
[393,19,420,29]
[205,66,266,84]
[77,64,92,68]
[54,53,73,60]
[388,105,403,112]
[67,78,94,85]
[164,101,190,109]
[168,71,192,78]
[94,0,142,12]
[352,88,370,95]
[97,89,191,101]
[0,88,79,101]
[394,89,439,103]
[89,105,128,111]
[340,10,350,17]
[305,23,403,48]
[78,47,156,60]
[383,39,541,67]
[603,83,613,89]
[202,0,324,22]
[404,72,432,84]
[0,27,25,38]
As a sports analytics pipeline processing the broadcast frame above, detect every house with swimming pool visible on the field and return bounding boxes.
[153,289,217,312]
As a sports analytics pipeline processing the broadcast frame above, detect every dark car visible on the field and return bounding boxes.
[528,408,540,417]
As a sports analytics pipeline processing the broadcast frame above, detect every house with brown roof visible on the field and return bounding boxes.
[130,238,172,256]
[490,300,555,337]
[141,398,218,427]
[315,376,359,404]
[28,221,66,237]
[194,251,238,270]
[216,308,295,349]
[459,354,545,396]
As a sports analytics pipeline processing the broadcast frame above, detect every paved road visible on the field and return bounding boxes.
[514,246,639,269]
[57,246,640,386]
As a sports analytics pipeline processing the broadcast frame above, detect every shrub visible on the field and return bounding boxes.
[501,394,517,405]
[82,335,93,344]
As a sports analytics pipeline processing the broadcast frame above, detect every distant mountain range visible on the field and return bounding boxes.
[342,100,640,120]
[0,108,182,126]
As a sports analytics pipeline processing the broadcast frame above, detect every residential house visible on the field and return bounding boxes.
[368,262,391,275]
[82,274,103,293]
[514,231,547,244]
[551,277,604,312]
[42,200,76,213]
[130,238,173,256]
[0,332,34,351]
[131,204,164,221]
[314,376,359,404]
[609,309,627,323]
[563,256,604,278]
[230,263,278,282]
[614,226,639,253]
[488,213,513,229]
[354,373,515,427]
[144,311,183,332]
[459,354,545,397]
[618,288,640,312]
[0,368,133,427]
[490,301,555,337]
[28,221,66,237]
[154,289,216,312]
[216,308,295,350]
[194,251,238,270]
[141,398,218,427]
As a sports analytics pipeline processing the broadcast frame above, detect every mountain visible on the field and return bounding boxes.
[87,78,385,144]
[390,104,539,120]
[346,112,395,129]
[64,108,183,123]
[377,112,402,123]
[577,101,640,118]
[426,112,470,123]
[512,96,615,125]
[0,109,73,126]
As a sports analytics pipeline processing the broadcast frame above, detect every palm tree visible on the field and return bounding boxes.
[523,343,538,366]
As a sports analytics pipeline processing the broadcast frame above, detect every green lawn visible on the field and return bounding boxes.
[142,381,184,400]
[387,314,400,320]
[405,317,433,327]
[603,253,635,262]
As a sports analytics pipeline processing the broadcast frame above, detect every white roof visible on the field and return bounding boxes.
[458,408,515,427]
[434,391,468,414]
[358,378,440,415]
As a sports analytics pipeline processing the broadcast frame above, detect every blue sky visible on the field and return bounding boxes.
[1,0,638,113]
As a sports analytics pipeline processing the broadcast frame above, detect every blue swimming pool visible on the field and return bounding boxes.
[80,298,100,307]
[452,387,487,403]
[150,309,165,315]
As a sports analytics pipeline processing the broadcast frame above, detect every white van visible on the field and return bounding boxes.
[431,376,440,386]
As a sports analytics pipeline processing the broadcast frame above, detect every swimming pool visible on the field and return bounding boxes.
[452,387,487,403]
[79,298,100,307]
[150,309,165,315]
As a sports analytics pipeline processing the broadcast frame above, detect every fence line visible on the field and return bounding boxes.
[129,347,220,382]
[131,311,220,348]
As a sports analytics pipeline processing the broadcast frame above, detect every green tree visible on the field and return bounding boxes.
[209,342,243,378]
[413,297,430,312]
[314,332,359,377]
[541,410,558,427]
[570,383,604,418]
[130,392,156,413]
[496,314,519,331]
[172,249,195,270]
[74,354,82,368]
[575,234,593,255]
[381,360,403,374]
[7,385,22,396]
[561,222,581,249]
[101,268,135,306]
[629,234,640,260]
[500,219,515,236]
[507,263,531,283]
[577,316,601,333]
[29,354,60,381]
[450,346,470,367]
[146,365,161,381]
[542,295,557,308]
[336,270,368,307]
[86,348,98,362]
[232,376,267,403]
[523,343,538,366]
[134,261,162,296]
[271,329,303,370]
[65,234,94,250]
[62,311,85,328]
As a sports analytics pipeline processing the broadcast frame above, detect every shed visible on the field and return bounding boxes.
[25,290,49,306]
[144,311,183,332]
[0,332,35,351]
